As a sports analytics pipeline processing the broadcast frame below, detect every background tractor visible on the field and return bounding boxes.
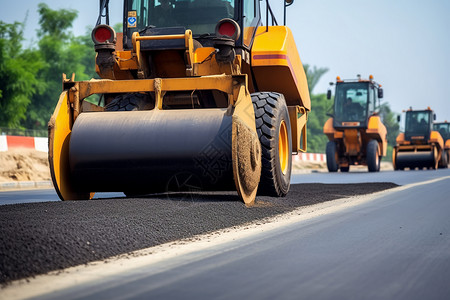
[393,108,444,170]
[433,121,450,168]
[48,0,311,205]
[323,75,387,172]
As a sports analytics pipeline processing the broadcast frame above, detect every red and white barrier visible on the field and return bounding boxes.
[0,135,48,152]
[293,152,326,163]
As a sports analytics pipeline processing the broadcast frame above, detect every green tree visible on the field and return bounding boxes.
[0,21,43,128]
[379,102,400,159]
[23,3,95,129]
[303,64,331,153]
[113,22,123,33]
[306,93,333,153]
[303,64,328,94]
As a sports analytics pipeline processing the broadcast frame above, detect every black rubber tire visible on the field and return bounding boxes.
[447,151,450,168]
[393,148,399,171]
[326,141,339,172]
[105,93,153,111]
[393,149,405,171]
[367,139,380,172]
[340,166,349,172]
[431,146,438,170]
[251,92,292,197]
[438,150,448,169]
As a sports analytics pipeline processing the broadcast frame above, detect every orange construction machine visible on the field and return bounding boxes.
[393,108,444,170]
[433,121,450,168]
[323,75,387,172]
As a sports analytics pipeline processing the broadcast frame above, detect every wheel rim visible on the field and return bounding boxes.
[278,120,289,175]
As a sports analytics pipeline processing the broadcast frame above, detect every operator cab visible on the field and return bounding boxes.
[433,122,450,141]
[328,75,383,129]
[404,109,434,143]
[123,0,261,50]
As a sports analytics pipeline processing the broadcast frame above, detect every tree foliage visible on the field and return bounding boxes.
[303,65,331,153]
[0,21,44,128]
[378,102,400,158]
[0,4,96,130]
[306,93,333,153]
[24,4,94,129]
[303,64,329,94]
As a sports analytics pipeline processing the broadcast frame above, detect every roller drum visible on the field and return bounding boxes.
[69,109,235,193]
[395,150,435,169]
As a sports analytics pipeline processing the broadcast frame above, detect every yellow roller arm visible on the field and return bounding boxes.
[48,91,94,201]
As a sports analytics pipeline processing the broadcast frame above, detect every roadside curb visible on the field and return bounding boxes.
[0,181,53,191]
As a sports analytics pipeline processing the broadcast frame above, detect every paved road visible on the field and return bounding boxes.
[292,168,449,185]
[1,168,444,206]
[1,169,450,299]
[33,172,450,300]
[0,182,396,285]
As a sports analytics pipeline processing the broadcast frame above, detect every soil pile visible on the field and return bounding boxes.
[0,149,50,182]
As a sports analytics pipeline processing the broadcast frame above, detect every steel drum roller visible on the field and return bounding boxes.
[69,109,236,193]
[395,149,435,169]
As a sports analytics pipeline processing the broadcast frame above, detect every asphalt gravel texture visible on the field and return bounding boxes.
[0,182,397,284]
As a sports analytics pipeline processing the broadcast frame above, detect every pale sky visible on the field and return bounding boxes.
[1,0,449,121]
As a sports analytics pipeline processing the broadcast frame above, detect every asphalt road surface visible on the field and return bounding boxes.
[0,182,396,284]
[32,173,450,300]
[0,168,442,206]
[1,169,450,299]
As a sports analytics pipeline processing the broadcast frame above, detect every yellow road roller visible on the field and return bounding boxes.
[48,0,311,204]
[393,108,444,170]
[323,75,387,172]
[433,121,450,168]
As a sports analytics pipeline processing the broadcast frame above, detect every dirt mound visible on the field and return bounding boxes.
[293,161,327,173]
[292,160,394,173]
[0,149,50,182]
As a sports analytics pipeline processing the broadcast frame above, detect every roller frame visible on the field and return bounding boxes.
[49,74,261,204]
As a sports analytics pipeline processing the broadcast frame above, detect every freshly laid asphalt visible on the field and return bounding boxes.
[0,182,397,284]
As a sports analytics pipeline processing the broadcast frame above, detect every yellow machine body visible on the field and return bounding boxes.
[48,1,310,204]
[433,121,450,167]
[250,26,310,111]
[324,116,387,166]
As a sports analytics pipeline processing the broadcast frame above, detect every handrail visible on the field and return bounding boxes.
[96,0,110,26]
[265,0,279,32]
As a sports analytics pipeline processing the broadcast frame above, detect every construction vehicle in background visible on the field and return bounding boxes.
[433,121,450,168]
[323,75,387,172]
[48,0,311,205]
[393,108,444,170]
